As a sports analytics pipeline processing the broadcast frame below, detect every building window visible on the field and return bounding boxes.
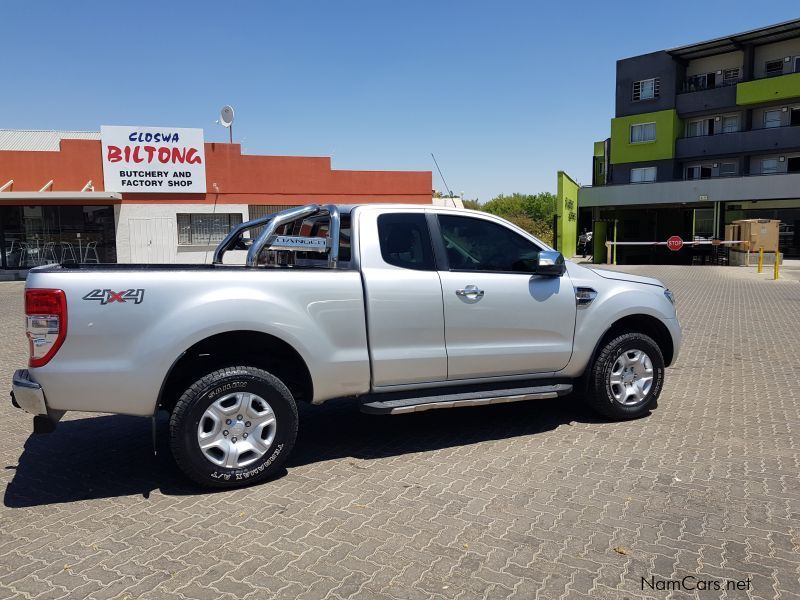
[686,118,715,137]
[761,159,779,174]
[722,115,739,133]
[791,107,800,127]
[630,122,656,143]
[630,166,657,183]
[1,205,117,269]
[764,109,783,129]
[686,120,704,137]
[686,165,712,180]
[722,68,741,85]
[719,162,737,176]
[684,73,713,92]
[765,59,784,77]
[177,213,243,245]
[632,78,660,101]
[788,157,800,173]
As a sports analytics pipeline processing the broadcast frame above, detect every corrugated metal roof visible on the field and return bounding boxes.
[668,18,800,60]
[0,129,100,151]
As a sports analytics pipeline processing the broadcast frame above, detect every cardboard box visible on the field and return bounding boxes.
[732,219,780,253]
[724,224,740,248]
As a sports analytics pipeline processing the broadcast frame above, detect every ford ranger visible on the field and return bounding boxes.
[11,204,680,488]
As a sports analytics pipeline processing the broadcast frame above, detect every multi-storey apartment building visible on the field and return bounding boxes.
[580,19,800,263]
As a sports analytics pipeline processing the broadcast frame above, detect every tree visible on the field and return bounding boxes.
[476,192,555,241]
[462,198,481,210]
[481,193,556,222]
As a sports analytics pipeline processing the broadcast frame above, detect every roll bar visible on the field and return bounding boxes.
[213,204,342,268]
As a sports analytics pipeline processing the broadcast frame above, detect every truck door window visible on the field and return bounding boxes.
[437,214,542,273]
[377,213,435,270]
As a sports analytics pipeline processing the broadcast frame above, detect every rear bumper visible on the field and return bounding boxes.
[11,369,48,416]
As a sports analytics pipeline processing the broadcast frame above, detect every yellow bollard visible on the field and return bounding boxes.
[774,252,780,280]
[758,246,764,273]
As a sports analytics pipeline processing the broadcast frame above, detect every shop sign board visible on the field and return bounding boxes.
[101,126,206,193]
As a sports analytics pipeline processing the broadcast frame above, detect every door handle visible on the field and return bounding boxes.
[455,285,484,299]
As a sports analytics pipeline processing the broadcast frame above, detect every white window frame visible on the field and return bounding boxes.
[764,109,783,129]
[630,166,657,183]
[722,68,741,85]
[686,164,713,180]
[765,59,784,76]
[721,114,739,134]
[630,122,656,144]
[790,106,800,127]
[761,158,779,174]
[632,78,660,101]
[686,119,706,137]
[177,212,244,246]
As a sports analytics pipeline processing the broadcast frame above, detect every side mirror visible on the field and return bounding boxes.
[533,250,566,277]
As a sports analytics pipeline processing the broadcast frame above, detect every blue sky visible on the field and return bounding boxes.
[3,1,798,200]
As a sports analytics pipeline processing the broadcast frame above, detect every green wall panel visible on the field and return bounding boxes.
[736,72,800,106]
[556,171,579,258]
[593,140,606,157]
[610,109,681,165]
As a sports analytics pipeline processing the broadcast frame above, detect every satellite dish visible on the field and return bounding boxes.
[219,105,235,128]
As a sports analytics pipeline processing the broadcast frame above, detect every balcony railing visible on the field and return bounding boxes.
[680,67,800,94]
[674,124,800,159]
[679,74,742,94]
[595,168,800,187]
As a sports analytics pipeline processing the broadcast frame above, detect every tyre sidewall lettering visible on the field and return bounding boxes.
[170,367,298,488]
[604,344,664,408]
[587,332,665,420]
[604,340,664,410]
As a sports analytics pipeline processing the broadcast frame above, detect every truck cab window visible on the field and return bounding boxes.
[437,214,541,273]
[377,213,435,270]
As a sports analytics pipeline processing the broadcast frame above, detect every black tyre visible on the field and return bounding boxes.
[584,332,664,420]
[169,366,298,488]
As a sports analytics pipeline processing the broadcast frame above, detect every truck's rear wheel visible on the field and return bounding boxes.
[169,366,298,488]
[585,332,664,420]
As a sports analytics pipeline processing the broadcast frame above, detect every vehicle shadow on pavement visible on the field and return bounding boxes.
[4,395,613,507]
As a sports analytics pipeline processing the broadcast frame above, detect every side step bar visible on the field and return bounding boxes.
[360,383,572,415]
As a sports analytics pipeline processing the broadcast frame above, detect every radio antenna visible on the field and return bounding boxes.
[431,153,454,198]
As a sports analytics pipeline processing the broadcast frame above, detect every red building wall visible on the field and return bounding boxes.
[0,139,432,205]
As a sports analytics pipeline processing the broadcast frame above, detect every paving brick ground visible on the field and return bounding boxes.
[0,265,798,599]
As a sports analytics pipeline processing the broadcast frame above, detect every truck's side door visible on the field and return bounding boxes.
[433,213,577,380]
[359,209,448,386]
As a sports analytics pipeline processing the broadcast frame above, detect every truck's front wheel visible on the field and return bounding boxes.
[585,332,665,420]
[169,366,298,488]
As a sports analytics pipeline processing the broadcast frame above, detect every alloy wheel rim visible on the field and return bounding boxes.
[609,349,653,406]
[197,392,277,468]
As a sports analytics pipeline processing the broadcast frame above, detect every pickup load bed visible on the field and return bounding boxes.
[12,204,680,487]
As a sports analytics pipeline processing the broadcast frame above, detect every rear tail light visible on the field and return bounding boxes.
[25,289,67,368]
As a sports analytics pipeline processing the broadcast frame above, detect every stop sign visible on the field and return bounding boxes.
[666,235,684,251]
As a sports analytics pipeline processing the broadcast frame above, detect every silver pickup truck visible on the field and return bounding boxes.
[11,204,680,488]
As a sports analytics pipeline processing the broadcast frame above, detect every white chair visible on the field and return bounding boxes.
[18,242,33,267]
[60,242,78,264]
[6,240,17,265]
[83,241,100,264]
[42,242,59,264]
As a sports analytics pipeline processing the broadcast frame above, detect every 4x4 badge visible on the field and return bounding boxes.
[83,289,145,305]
